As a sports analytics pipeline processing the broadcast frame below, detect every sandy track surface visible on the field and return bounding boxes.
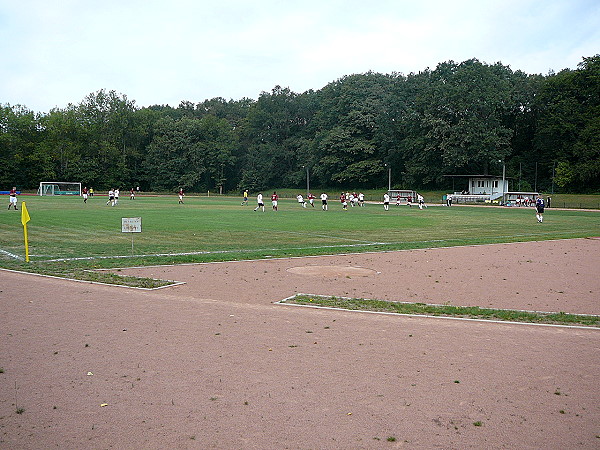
[1,239,599,449]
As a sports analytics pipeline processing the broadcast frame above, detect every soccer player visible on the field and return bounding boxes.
[396,194,402,206]
[254,193,265,211]
[340,192,348,210]
[114,188,120,206]
[106,189,115,206]
[271,191,279,211]
[130,188,135,200]
[417,193,426,209]
[82,186,88,203]
[535,195,545,223]
[7,187,18,210]
[297,193,306,208]
[358,192,365,207]
[178,188,184,204]
[307,192,315,207]
[407,195,413,207]
[320,192,328,210]
[241,189,249,206]
[383,192,390,210]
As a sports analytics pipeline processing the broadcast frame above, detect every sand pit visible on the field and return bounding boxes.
[286,265,378,277]
[1,238,599,449]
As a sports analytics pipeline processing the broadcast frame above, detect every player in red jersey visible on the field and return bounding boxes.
[271,192,279,211]
[8,187,18,210]
[340,193,348,210]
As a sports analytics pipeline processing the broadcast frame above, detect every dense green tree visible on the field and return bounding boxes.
[402,60,518,188]
[312,72,395,187]
[144,115,236,192]
[0,104,45,187]
[1,56,597,194]
[238,86,317,190]
[534,55,600,192]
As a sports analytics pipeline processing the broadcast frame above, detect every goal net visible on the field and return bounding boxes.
[388,189,417,202]
[37,182,82,196]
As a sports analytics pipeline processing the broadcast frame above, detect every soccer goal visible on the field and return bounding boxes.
[37,182,82,196]
[388,189,417,203]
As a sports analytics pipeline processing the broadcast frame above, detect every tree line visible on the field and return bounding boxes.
[1,56,598,194]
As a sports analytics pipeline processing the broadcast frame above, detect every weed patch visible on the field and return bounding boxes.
[283,295,600,327]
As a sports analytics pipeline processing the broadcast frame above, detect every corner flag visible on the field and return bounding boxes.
[21,201,30,226]
[21,201,30,262]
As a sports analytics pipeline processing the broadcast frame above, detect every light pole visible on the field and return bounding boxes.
[302,165,310,196]
[500,159,506,205]
[384,163,391,192]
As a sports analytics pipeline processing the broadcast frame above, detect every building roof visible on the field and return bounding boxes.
[443,174,512,179]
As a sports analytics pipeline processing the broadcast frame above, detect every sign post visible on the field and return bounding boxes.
[121,217,142,255]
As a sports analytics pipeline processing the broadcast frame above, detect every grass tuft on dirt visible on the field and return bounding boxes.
[2,266,175,289]
[284,294,600,327]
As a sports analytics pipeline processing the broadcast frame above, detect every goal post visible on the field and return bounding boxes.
[37,182,82,196]
[388,189,416,202]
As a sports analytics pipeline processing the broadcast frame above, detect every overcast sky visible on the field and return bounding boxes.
[1,0,598,112]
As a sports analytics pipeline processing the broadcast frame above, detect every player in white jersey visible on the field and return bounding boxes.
[254,193,265,212]
[320,192,328,210]
[297,194,306,208]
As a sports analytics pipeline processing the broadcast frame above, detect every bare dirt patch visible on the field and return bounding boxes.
[286,265,378,278]
[1,239,599,449]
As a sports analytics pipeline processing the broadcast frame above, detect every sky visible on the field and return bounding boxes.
[1,0,598,112]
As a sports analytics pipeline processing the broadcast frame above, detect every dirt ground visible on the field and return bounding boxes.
[1,238,599,449]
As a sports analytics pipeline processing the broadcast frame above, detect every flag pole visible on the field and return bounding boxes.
[23,223,29,262]
[21,201,31,262]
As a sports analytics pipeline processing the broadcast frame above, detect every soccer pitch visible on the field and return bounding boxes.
[1,195,599,272]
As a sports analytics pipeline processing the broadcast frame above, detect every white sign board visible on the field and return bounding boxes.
[121,217,142,233]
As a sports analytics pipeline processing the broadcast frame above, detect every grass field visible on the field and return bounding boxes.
[1,194,599,279]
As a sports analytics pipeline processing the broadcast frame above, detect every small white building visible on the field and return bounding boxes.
[445,175,509,203]
[468,175,509,199]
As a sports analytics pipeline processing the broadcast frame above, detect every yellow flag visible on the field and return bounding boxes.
[21,201,31,226]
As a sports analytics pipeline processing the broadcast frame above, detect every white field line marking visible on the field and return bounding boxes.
[276,294,600,331]
[0,248,23,260]
[37,242,390,262]
[0,267,185,290]
[275,229,380,244]
[107,237,589,272]
[34,232,595,264]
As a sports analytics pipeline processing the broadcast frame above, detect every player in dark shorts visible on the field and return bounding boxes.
[535,195,545,223]
[254,193,264,212]
[320,192,328,210]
